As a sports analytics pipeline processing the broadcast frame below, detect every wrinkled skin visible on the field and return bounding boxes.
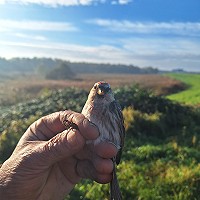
[0,111,117,200]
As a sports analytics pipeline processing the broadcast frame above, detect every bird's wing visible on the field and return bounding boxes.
[109,100,125,165]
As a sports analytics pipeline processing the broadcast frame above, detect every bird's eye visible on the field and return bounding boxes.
[93,85,97,89]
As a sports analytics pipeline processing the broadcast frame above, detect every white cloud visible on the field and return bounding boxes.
[87,19,200,36]
[0,40,125,63]
[120,37,200,62]
[2,0,78,6]
[112,0,132,5]
[0,0,130,6]
[0,0,5,4]
[14,33,47,41]
[0,26,9,32]
[0,19,78,32]
[118,0,132,4]
[0,36,200,71]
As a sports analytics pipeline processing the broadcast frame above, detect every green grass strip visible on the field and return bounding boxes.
[166,73,200,105]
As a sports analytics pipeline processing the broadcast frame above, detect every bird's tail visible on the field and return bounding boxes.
[110,163,122,200]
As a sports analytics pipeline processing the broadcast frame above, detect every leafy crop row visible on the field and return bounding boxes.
[0,88,88,161]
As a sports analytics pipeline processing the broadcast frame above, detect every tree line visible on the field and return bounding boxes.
[0,57,159,80]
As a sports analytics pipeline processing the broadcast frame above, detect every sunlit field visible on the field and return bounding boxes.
[1,73,200,199]
[167,73,200,106]
[0,73,184,107]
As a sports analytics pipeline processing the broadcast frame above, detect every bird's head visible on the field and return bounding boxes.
[94,81,111,96]
[88,81,115,103]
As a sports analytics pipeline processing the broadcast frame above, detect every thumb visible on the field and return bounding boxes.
[41,128,85,164]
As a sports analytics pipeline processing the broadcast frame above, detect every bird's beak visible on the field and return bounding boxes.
[97,88,105,96]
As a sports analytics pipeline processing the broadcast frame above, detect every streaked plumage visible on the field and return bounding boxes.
[82,81,125,200]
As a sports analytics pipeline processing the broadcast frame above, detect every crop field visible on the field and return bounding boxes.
[167,73,200,106]
[0,73,184,107]
[1,73,200,199]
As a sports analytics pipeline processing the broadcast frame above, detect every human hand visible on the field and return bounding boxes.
[0,111,117,200]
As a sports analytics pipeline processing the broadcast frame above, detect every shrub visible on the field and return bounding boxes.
[45,63,75,80]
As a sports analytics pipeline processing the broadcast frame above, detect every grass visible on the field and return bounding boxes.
[166,73,200,106]
[66,136,200,200]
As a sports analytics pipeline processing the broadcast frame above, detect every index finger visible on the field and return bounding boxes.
[62,111,99,140]
[25,110,99,141]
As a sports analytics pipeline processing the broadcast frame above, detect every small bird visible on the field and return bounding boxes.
[82,81,125,200]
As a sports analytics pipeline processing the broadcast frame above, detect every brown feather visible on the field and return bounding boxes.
[110,162,122,200]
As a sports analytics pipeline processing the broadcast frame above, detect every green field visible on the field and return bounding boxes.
[166,73,200,106]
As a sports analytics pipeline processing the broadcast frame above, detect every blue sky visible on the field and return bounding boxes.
[0,0,200,72]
